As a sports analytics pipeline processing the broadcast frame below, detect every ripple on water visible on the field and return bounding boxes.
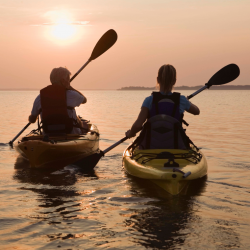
[1,90,250,249]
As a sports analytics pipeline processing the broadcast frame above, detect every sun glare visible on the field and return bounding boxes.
[44,10,83,45]
[51,22,76,40]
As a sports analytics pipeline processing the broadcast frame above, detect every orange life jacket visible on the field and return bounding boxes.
[40,85,75,134]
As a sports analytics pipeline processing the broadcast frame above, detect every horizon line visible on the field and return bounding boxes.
[1,84,250,91]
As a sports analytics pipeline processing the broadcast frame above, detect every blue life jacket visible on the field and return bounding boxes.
[139,92,190,150]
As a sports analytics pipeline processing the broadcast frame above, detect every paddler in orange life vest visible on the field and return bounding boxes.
[125,64,200,150]
[28,67,89,135]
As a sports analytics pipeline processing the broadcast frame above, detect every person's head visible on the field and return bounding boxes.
[157,64,176,93]
[50,67,71,88]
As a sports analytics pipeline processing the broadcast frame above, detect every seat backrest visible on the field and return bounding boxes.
[139,115,189,150]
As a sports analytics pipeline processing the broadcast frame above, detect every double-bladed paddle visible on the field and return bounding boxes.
[9,29,118,146]
[77,63,240,170]
[187,64,240,100]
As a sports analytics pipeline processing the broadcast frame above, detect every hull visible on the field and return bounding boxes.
[15,124,99,169]
[123,146,208,195]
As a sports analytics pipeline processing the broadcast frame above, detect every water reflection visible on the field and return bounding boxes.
[124,174,241,249]
[13,156,99,246]
[7,156,244,249]
[14,156,98,185]
[124,175,206,249]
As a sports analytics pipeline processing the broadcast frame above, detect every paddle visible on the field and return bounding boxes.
[75,63,240,170]
[70,29,117,82]
[9,29,118,147]
[9,122,32,147]
[74,137,128,170]
[187,64,240,100]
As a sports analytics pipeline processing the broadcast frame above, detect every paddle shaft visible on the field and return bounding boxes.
[70,60,91,82]
[73,136,128,168]
[9,122,31,145]
[102,137,128,155]
[187,85,208,100]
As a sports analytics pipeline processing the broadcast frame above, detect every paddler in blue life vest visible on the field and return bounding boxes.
[28,67,89,135]
[125,64,200,149]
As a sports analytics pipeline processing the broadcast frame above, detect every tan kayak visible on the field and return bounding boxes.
[15,124,99,169]
[123,145,208,195]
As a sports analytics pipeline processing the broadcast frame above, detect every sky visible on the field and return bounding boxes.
[0,0,249,90]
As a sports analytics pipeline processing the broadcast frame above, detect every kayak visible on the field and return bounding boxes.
[123,145,207,195]
[15,124,100,169]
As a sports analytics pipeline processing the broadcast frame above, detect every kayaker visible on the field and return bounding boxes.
[125,64,200,149]
[28,67,89,135]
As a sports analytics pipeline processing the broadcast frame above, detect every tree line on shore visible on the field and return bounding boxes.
[118,85,250,90]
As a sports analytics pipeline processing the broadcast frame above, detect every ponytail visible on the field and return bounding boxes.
[157,64,176,93]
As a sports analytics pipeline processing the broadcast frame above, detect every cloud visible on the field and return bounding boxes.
[28,10,92,27]
[30,21,90,26]
[72,21,90,25]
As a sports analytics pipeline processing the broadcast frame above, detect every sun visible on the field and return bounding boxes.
[51,20,77,40]
[44,10,82,45]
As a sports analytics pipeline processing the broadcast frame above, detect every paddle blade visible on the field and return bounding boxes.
[73,151,104,170]
[89,29,118,61]
[207,64,240,87]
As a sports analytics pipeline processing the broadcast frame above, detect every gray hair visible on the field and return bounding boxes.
[50,67,71,86]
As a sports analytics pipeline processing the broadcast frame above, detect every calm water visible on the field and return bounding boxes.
[0,90,250,249]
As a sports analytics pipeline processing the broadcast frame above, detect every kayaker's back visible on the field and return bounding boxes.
[125,64,200,150]
[29,67,88,136]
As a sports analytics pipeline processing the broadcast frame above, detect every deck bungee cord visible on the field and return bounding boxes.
[130,150,202,166]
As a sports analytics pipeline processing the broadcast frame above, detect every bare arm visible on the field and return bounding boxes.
[67,86,87,104]
[28,95,40,123]
[126,107,149,138]
[187,102,200,115]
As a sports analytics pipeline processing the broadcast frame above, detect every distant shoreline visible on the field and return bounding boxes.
[0,89,116,91]
[1,85,250,91]
[118,85,250,90]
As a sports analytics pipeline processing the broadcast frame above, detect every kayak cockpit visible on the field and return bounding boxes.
[15,124,100,169]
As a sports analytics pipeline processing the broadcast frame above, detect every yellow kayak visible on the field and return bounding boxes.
[123,145,208,195]
[15,124,99,169]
